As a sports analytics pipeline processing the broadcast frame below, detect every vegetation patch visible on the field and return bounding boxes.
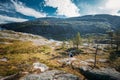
[0,41,51,54]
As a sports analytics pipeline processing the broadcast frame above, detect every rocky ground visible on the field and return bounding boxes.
[0,30,120,80]
[0,30,48,45]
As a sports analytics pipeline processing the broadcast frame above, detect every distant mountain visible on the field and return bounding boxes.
[1,14,120,40]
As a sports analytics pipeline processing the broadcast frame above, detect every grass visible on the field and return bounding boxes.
[0,38,20,43]
[0,38,85,79]
[0,53,53,76]
[0,30,86,78]
[0,41,51,54]
[0,36,119,80]
[0,38,52,76]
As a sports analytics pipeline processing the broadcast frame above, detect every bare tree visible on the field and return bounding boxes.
[94,44,99,68]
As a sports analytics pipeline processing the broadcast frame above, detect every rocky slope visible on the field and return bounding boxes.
[1,14,120,40]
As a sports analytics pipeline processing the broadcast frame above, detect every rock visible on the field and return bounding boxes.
[72,60,90,69]
[79,67,120,80]
[79,66,92,71]
[79,61,90,65]
[98,59,108,63]
[85,58,108,63]
[33,62,49,72]
[54,73,79,80]
[58,57,77,65]
[0,76,3,79]
[0,73,19,80]
[0,42,11,44]
[85,59,94,63]
[23,70,80,80]
[21,71,29,75]
[0,57,8,62]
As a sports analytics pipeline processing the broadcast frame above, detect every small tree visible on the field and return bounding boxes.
[68,39,73,48]
[61,40,66,49]
[107,30,114,48]
[87,35,93,47]
[72,32,82,49]
[113,30,120,52]
[107,29,120,52]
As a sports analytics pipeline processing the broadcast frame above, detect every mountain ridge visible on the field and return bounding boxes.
[1,14,120,40]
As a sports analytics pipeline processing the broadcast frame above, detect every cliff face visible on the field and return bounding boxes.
[1,14,120,40]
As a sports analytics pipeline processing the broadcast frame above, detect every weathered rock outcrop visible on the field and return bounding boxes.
[0,73,19,80]
[23,70,80,80]
[79,67,120,80]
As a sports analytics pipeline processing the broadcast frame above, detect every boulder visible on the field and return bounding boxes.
[23,70,80,80]
[58,57,77,65]
[33,62,49,72]
[0,73,19,80]
[79,67,120,80]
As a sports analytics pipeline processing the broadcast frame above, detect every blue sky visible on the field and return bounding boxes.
[0,0,120,24]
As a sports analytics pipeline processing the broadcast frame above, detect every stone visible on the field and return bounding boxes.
[33,62,49,72]
[54,73,79,80]
[79,67,120,80]
[79,61,89,65]
[58,57,77,65]
[0,73,19,80]
[98,59,108,63]
[23,70,80,80]
[85,59,94,63]
[85,58,108,63]
[0,57,8,62]
[0,76,3,79]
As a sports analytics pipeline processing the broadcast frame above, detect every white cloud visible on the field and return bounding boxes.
[44,0,80,17]
[11,0,46,18]
[0,15,28,24]
[0,2,15,13]
[78,3,100,15]
[104,0,120,15]
[78,0,120,16]
[105,0,120,10]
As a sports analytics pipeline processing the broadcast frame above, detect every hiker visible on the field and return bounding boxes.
[69,52,73,57]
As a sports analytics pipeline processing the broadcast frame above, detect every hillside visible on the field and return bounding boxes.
[0,30,120,80]
[1,14,120,40]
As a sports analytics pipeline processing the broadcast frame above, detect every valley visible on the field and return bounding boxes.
[0,14,120,80]
[1,14,120,40]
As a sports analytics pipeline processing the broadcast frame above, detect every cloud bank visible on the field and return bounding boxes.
[104,0,120,16]
[11,0,46,18]
[44,0,80,17]
[78,0,120,16]
[0,15,28,24]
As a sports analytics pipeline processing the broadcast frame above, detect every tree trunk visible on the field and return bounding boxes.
[94,44,98,68]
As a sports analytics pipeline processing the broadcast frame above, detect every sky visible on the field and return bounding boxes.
[0,0,120,24]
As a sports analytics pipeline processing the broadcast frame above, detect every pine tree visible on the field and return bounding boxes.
[73,32,82,49]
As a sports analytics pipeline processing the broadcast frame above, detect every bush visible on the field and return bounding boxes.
[109,51,120,72]
[66,47,83,56]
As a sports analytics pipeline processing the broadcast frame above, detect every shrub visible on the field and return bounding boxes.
[109,51,120,72]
